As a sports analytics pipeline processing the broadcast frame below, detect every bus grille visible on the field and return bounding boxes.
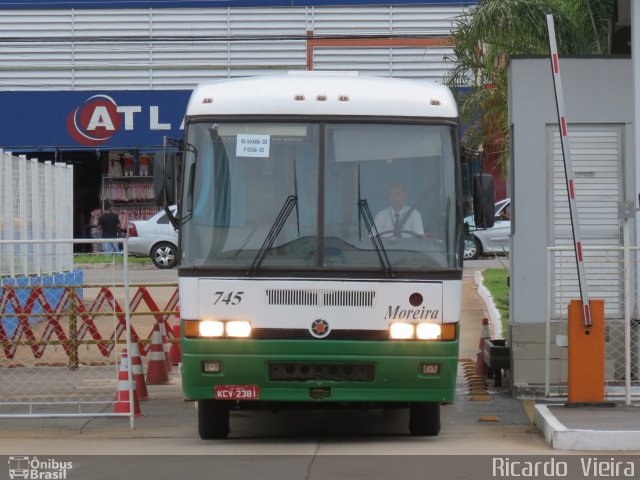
[266,289,375,307]
[269,363,375,382]
[251,328,388,340]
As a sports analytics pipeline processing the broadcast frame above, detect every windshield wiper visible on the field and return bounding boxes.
[248,195,298,276]
[358,198,394,278]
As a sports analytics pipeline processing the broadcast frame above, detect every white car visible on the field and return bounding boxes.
[463,198,510,260]
[127,206,178,269]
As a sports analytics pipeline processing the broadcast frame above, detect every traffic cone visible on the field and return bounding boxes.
[114,349,142,416]
[146,323,170,385]
[158,321,173,373]
[169,323,181,366]
[475,318,490,377]
[129,331,148,401]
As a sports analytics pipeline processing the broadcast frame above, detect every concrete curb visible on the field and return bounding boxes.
[534,404,640,450]
[473,270,503,339]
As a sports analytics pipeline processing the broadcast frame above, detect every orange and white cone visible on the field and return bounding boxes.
[114,349,142,416]
[129,332,148,401]
[146,323,169,385]
[158,321,173,373]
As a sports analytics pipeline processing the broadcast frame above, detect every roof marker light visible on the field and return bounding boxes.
[202,98,213,104]
[338,95,349,102]
[316,95,327,102]
[294,94,305,101]
[430,99,441,106]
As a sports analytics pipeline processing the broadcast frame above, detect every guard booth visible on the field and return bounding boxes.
[508,57,636,398]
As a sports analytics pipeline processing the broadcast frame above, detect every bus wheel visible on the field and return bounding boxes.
[198,400,230,439]
[409,402,440,436]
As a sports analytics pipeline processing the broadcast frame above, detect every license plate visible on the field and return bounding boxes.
[214,385,260,400]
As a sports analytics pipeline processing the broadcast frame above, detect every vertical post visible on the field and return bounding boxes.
[633,3,640,405]
[0,150,5,276]
[18,156,27,276]
[0,150,3,275]
[7,153,15,277]
[53,164,60,273]
[623,217,632,406]
[68,285,78,370]
[306,30,314,71]
[30,159,41,276]
[545,248,551,397]
[123,237,134,429]
[44,161,53,275]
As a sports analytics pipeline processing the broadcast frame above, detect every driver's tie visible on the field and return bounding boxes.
[393,212,401,238]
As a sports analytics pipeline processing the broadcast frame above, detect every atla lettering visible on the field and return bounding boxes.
[67,94,177,146]
[385,305,439,320]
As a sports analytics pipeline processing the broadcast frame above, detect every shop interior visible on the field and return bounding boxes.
[18,149,159,252]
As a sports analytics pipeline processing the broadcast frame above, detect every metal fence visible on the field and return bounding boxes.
[545,245,640,404]
[0,150,73,276]
[0,239,144,425]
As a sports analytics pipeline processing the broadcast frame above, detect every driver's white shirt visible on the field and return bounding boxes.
[374,205,424,237]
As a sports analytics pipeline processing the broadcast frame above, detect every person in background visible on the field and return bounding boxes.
[90,206,102,253]
[98,201,121,254]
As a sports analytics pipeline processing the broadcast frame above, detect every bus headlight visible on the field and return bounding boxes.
[389,322,414,339]
[416,323,441,340]
[226,320,252,338]
[199,320,225,337]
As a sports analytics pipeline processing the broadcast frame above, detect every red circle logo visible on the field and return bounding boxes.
[310,319,330,338]
[67,95,122,146]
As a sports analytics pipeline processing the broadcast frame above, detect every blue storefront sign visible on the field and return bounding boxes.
[0,90,191,150]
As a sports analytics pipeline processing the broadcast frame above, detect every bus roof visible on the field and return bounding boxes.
[186,72,458,119]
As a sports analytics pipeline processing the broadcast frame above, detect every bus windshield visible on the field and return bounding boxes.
[180,121,460,272]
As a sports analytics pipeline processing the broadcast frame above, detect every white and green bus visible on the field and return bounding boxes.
[156,73,488,439]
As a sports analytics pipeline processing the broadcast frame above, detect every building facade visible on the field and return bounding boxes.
[0,0,475,238]
[0,0,477,236]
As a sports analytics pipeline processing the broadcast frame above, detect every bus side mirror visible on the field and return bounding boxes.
[153,152,176,207]
[473,173,495,229]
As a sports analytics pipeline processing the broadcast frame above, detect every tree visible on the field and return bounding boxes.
[445,0,617,176]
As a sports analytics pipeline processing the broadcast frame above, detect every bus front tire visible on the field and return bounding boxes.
[409,402,441,436]
[198,400,231,439]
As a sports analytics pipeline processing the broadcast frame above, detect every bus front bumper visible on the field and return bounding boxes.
[181,338,459,404]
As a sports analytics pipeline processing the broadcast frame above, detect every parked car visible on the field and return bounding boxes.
[463,198,510,260]
[127,206,178,269]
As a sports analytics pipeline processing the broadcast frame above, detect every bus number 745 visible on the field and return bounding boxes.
[213,291,244,306]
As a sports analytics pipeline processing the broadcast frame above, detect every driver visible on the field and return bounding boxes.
[374,182,424,238]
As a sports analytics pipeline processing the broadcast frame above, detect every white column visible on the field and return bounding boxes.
[44,161,53,275]
[31,159,41,276]
[7,153,15,277]
[0,150,6,276]
[18,155,27,276]
[66,164,74,271]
